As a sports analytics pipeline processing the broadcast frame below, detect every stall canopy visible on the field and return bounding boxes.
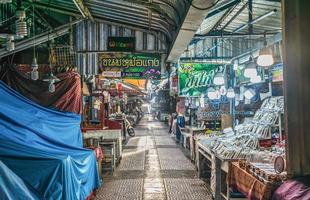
[123,79,146,91]
[0,81,100,200]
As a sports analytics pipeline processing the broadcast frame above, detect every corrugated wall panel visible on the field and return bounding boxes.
[135,31,143,51]
[76,20,167,75]
[147,34,155,51]
[124,28,132,37]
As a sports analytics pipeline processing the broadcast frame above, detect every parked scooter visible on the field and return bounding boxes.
[124,116,135,137]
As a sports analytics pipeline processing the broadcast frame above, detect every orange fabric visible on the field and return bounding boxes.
[123,79,146,90]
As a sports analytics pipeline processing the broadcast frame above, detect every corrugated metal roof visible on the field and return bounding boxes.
[33,0,190,42]
[216,0,281,34]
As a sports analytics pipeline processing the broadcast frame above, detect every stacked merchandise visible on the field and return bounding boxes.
[198,97,287,184]
[198,97,284,161]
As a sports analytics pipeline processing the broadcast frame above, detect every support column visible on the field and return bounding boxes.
[283,0,310,177]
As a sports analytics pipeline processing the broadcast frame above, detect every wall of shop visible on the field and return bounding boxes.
[75,20,168,75]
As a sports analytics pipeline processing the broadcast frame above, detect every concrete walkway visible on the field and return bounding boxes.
[95,116,213,200]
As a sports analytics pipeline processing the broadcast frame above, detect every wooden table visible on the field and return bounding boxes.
[183,126,206,162]
[180,129,192,149]
[197,142,246,200]
[83,129,123,163]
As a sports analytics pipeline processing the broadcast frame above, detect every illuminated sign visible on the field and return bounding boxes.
[107,37,135,52]
[178,63,221,97]
[98,53,161,79]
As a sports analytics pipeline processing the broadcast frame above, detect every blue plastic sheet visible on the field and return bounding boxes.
[0,161,38,200]
[0,81,100,200]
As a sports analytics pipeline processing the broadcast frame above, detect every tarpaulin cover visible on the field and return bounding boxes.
[0,161,38,200]
[0,81,100,200]
[0,65,82,114]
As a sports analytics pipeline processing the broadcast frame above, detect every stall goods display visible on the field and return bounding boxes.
[198,97,284,160]
[109,112,125,120]
[238,160,287,184]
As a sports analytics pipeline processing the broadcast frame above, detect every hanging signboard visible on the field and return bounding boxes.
[178,63,221,97]
[235,67,265,86]
[107,37,135,52]
[98,53,161,79]
[271,63,283,82]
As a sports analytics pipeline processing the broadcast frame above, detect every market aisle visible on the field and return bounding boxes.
[95,116,213,200]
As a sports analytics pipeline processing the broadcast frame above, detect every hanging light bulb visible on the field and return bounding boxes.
[213,71,225,85]
[6,35,15,51]
[43,66,60,93]
[48,80,55,93]
[15,9,27,37]
[31,57,39,80]
[257,47,274,67]
[244,59,257,78]
[233,60,238,71]
[30,5,38,81]
[207,87,217,100]
[219,85,227,96]
[226,87,235,98]
[244,88,255,100]
[208,88,220,100]
[250,75,262,83]
[257,35,274,67]
[214,90,221,99]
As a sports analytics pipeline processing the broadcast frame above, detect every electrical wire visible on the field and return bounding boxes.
[32,5,36,58]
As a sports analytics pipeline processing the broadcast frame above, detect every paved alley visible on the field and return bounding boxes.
[95,116,213,200]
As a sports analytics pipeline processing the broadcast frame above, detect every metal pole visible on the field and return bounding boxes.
[248,0,253,34]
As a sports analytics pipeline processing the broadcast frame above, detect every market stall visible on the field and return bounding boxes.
[196,96,286,200]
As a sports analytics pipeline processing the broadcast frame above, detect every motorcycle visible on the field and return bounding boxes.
[124,116,135,137]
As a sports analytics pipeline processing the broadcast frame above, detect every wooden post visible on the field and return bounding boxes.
[282,0,310,177]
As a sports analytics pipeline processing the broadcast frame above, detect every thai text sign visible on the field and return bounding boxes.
[107,37,135,52]
[98,53,161,79]
[178,63,220,96]
[271,63,283,82]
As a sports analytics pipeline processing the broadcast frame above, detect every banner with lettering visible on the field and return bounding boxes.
[178,63,221,97]
[271,63,283,82]
[98,53,161,79]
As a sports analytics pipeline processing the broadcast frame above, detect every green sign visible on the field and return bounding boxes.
[178,63,220,97]
[107,37,135,52]
[98,53,161,79]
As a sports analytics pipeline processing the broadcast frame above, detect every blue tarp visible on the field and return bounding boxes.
[0,160,38,200]
[0,81,100,200]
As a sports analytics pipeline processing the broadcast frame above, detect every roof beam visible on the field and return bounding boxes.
[72,0,93,21]
[206,0,241,18]
[233,9,277,33]
[220,1,248,31]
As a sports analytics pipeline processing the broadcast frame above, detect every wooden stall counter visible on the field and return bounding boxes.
[229,162,278,200]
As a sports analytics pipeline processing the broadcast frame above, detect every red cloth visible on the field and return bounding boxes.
[272,176,310,200]
[0,66,82,114]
